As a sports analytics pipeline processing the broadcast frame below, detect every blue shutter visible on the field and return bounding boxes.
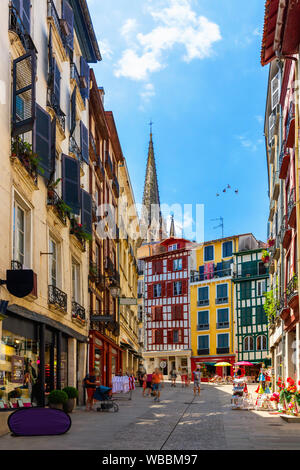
[12,52,36,136]
[53,58,61,108]
[62,0,74,50]
[80,56,90,100]
[62,154,80,214]
[81,189,92,234]
[80,121,89,163]
[34,104,51,180]
[50,117,56,177]
[13,0,31,34]
[70,87,76,135]
[199,265,204,281]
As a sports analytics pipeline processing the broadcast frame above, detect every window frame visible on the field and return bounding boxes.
[204,245,214,262]
[222,241,233,258]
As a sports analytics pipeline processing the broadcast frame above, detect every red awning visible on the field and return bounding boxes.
[261,0,279,66]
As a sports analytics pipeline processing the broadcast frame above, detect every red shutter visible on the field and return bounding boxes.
[182,280,188,295]
[167,282,173,297]
[148,284,153,299]
[158,260,163,274]
[174,305,183,320]
[151,306,156,321]
[182,256,187,270]
[162,283,166,297]
[167,330,173,343]
[167,258,173,272]
[152,329,156,344]
[179,329,183,344]
[158,306,163,320]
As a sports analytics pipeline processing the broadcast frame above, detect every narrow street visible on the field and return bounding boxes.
[1,383,300,450]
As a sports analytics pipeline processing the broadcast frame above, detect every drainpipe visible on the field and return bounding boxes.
[295,56,300,384]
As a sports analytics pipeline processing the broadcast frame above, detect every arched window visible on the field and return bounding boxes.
[257,335,267,351]
[244,336,254,351]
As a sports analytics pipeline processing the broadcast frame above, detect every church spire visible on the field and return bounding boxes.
[142,124,162,241]
[169,214,176,238]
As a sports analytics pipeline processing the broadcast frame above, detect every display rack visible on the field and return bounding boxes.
[231,377,254,410]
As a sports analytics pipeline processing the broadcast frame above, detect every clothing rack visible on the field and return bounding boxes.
[111,375,134,401]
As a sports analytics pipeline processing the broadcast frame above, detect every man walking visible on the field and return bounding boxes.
[152,368,164,402]
[193,366,201,396]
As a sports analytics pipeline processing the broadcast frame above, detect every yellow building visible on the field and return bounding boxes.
[190,236,240,378]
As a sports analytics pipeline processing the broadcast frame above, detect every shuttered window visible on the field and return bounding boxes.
[34,104,51,180]
[53,57,61,108]
[80,56,90,100]
[240,307,252,327]
[271,73,280,110]
[81,189,92,234]
[204,245,214,261]
[80,121,89,163]
[62,0,74,50]
[12,52,36,136]
[50,117,56,177]
[70,87,76,135]
[217,284,228,299]
[217,333,229,348]
[256,305,267,325]
[13,0,31,34]
[61,154,80,214]
[222,241,233,258]
[240,281,251,300]
[198,335,209,350]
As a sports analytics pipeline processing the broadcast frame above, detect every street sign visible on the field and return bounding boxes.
[160,361,167,369]
[119,298,137,306]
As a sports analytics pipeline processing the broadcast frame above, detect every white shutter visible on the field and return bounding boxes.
[271,73,280,110]
[268,113,275,143]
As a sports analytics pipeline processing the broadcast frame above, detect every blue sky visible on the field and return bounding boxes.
[87,0,269,243]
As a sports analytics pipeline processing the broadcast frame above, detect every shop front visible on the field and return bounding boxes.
[0,305,87,407]
[89,329,123,387]
[191,355,236,382]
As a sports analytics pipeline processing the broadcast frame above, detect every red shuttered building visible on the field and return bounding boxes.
[142,238,192,376]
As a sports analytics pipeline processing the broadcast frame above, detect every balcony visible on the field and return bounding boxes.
[70,218,88,252]
[191,266,232,283]
[47,189,70,225]
[215,297,228,305]
[278,294,290,321]
[105,151,113,179]
[9,5,36,53]
[70,63,86,104]
[279,141,290,179]
[287,188,296,229]
[272,171,280,201]
[269,236,280,262]
[233,263,268,281]
[280,215,292,250]
[217,347,229,354]
[112,175,119,199]
[286,102,295,149]
[11,137,38,186]
[95,155,105,182]
[47,0,67,56]
[197,324,209,331]
[105,257,120,287]
[197,299,209,307]
[72,301,86,323]
[89,132,97,162]
[48,285,67,312]
[47,89,66,134]
[197,349,209,356]
[216,322,229,329]
[286,275,298,310]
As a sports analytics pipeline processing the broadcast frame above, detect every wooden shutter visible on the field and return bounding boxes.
[70,87,76,136]
[167,259,173,271]
[12,52,36,136]
[161,283,166,297]
[151,306,156,321]
[182,256,187,270]
[147,284,153,299]
[178,329,183,344]
[13,0,31,34]
[152,329,156,344]
[62,0,74,50]
[81,189,92,234]
[167,282,173,297]
[268,113,275,143]
[167,330,173,343]
[271,73,280,110]
[50,117,56,178]
[34,104,51,180]
[80,121,89,163]
[62,154,80,214]
[174,305,183,320]
[53,58,61,108]
[80,56,90,100]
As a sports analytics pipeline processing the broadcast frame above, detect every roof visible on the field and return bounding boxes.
[69,0,101,63]
[197,233,255,247]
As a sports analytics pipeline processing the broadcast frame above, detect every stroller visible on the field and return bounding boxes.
[93,386,119,412]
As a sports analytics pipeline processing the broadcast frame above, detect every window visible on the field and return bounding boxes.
[198,286,209,306]
[13,197,31,268]
[198,335,209,351]
[216,284,228,300]
[155,329,163,344]
[240,281,252,300]
[174,281,182,296]
[49,238,57,287]
[244,336,254,352]
[138,280,144,297]
[217,333,229,349]
[198,311,209,330]
[222,241,233,258]
[256,305,267,325]
[153,306,163,321]
[257,335,267,351]
[240,307,252,327]
[173,258,183,271]
[168,244,178,252]
[257,280,265,297]
[173,330,179,343]
[72,259,81,304]
[204,245,214,261]
[217,309,229,328]
[173,305,183,320]
[153,284,162,298]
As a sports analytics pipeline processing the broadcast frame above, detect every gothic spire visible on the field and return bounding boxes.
[170,214,176,238]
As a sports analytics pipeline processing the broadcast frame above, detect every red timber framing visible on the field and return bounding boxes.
[143,238,191,354]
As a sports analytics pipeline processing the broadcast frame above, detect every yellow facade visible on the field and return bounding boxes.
[190,237,239,372]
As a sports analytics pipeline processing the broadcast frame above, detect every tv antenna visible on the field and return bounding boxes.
[211,217,224,238]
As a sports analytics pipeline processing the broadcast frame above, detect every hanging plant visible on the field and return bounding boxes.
[262,250,270,264]
[268,238,275,248]
[263,287,279,322]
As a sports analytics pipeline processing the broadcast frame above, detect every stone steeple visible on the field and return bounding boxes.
[141,127,164,241]
[169,214,176,238]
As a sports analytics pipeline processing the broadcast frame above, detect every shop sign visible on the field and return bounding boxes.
[160,361,167,369]
[119,298,137,306]
[11,356,24,384]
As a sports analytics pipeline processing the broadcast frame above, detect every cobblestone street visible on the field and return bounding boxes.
[1,383,300,450]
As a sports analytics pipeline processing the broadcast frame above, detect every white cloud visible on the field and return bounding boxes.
[99,39,113,60]
[140,83,156,102]
[114,0,221,81]
[236,134,263,153]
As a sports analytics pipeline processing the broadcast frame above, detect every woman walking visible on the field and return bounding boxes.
[170,368,177,387]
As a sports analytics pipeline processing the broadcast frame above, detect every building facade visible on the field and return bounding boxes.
[190,236,240,379]
[142,238,192,375]
[261,0,300,385]
[0,0,101,405]
[233,243,270,374]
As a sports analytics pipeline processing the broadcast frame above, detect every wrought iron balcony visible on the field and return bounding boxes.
[48,285,67,312]
[287,188,296,228]
[286,274,298,308]
[280,215,292,249]
[72,301,86,322]
[70,63,86,101]
[215,297,228,305]
[11,137,38,185]
[217,347,229,354]
[197,348,209,356]
[47,0,67,49]
[69,135,82,162]
[47,189,69,224]
[47,88,66,133]
[216,322,230,329]
[197,324,209,331]
[90,310,114,324]
[197,299,209,307]
[9,5,36,52]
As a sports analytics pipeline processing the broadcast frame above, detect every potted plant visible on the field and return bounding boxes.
[262,250,270,264]
[48,390,68,410]
[267,238,275,248]
[47,178,61,198]
[62,387,79,413]
[11,137,44,176]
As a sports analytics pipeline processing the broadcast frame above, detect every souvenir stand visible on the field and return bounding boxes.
[231,377,254,410]
[111,375,135,401]
[254,368,273,411]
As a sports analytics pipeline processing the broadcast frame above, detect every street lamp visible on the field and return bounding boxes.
[110,286,121,298]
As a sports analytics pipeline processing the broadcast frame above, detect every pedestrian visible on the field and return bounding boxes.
[142,373,147,397]
[193,366,201,396]
[152,368,164,402]
[83,368,98,411]
[170,368,177,387]
[181,369,187,388]
[145,372,153,396]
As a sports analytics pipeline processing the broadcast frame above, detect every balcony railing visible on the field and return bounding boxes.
[72,301,86,322]
[197,348,209,356]
[48,285,67,312]
[287,188,296,224]
[233,264,268,280]
[11,137,38,185]
[47,89,66,133]
[216,322,229,329]
[197,324,209,331]
[47,189,69,224]
[197,299,209,307]
[286,275,298,306]
[191,267,232,283]
[69,135,83,162]
[217,347,229,354]
[215,297,228,305]
[9,5,36,52]
[47,0,67,49]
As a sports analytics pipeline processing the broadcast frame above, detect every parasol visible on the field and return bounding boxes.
[214,362,232,367]
[235,361,254,366]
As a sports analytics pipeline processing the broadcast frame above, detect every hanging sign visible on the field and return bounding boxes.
[119,298,137,306]
[11,356,24,384]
